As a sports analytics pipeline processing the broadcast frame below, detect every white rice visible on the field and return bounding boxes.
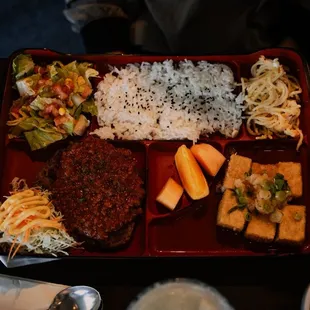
[92,60,244,141]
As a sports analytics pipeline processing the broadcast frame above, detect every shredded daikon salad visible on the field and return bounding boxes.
[0,178,78,260]
[241,56,303,150]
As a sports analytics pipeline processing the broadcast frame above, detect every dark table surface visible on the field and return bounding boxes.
[0,58,309,310]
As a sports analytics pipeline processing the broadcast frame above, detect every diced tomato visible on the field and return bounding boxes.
[81,86,92,98]
[54,115,68,127]
[64,78,75,94]
[43,102,60,118]
[34,65,40,73]
[37,78,51,87]
[51,106,59,117]
[52,84,68,100]
[43,114,51,119]
[34,65,47,75]
[67,100,73,107]
[10,106,20,116]
[44,104,54,114]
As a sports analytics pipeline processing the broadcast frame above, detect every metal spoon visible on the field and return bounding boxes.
[48,285,102,310]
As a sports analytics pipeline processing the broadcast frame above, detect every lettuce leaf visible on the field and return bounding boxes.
[77,62,91,75]
[30,96,57,111]
[73,115,90,136]
[24,127,64,151]
[10,98,26,114]
[73,104,82,119]
[81,99,98,116]
[77,62,99,85]
[71,93,85,107]
[84,68,99,85]
[16,74,40,97]
[12,54,35,80]
[62,120,74,135]
[47,64,59,80]
[64,61,79,74]
[9,117,52,137]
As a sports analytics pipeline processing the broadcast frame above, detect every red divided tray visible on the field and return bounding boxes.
[0,48,310,258]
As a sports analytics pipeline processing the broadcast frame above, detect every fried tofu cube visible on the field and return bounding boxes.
[251,163,277,178]
[276,162,302,197]
[217,190,246,232]
[223,154,252,189]
[245,214,276,243]
[277,205,306,246]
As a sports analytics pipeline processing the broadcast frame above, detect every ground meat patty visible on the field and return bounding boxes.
[37,136,145,249]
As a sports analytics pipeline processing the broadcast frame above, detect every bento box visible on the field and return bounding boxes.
[0,48,309,259]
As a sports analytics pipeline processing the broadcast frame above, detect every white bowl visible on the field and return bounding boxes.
[302,284,310,310]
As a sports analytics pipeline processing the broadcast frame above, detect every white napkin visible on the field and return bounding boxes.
[0,273,68,310]
[0,256,60,268]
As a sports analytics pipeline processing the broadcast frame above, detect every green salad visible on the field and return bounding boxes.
[7,54,99,151]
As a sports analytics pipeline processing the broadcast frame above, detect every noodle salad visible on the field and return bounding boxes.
[241,56,303,150]
[0,178,78,260]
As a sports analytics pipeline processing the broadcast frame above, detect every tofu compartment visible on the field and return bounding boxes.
[219,140,309,247]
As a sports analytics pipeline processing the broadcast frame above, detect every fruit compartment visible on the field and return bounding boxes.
[145,140,225,256]
[146,140,224,217]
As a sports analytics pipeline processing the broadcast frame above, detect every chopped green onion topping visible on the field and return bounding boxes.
[238,196,247,205]
[234,188,242,197]
[275,178,285,191]
[244,168,252,177]
[228,206,239,214]
[228,204,246,214]
[294,212,302,221]
[275,191,286,202]
[275,173,284,179]
[245,212,252,221]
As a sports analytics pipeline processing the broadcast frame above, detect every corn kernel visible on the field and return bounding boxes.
[77,76,85,85]
[59,108,66,116]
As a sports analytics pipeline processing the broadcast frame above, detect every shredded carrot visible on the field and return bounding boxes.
[8,236,17,261]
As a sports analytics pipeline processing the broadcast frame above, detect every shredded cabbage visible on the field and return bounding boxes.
[0,228,77,257]
[0,178,79,260]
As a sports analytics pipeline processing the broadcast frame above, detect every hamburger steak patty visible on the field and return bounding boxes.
[37,136,145,248]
